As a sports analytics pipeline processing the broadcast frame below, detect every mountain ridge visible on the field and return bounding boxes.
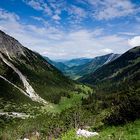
[0,30,74,105]
[48,53,120,79]
[79,46,140,85]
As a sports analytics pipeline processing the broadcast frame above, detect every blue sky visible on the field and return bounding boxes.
[0,0,140,59]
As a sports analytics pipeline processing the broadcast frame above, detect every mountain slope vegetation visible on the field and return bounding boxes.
[79,46,140,85]
[62,58,93,67]
[67,53,120,79]
[47,54,120,79]
[0,30,74,105]
[0,30,140,140]
[80,46,140,125]
[44,56,69,73]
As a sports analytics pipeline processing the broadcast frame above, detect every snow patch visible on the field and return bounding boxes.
[0,75,30,96]
[23,138,29,140]
[0,53,47,104]
[76,129,99,138]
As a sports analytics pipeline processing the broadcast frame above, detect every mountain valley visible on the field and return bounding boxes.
[46,53,120,80]
[0,30,140,140]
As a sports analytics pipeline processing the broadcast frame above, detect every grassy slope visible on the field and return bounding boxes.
[0,79,33,104]
[10,48,74,104]
[2,108,138,140]
[0,48,75,105]
[78,46,140,128]
[0,58,39,110]
[61,119,140,140]
[0,84,93,139]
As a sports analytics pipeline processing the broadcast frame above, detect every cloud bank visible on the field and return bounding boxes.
[128,36,140,47]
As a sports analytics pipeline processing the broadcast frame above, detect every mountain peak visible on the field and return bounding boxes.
[0,30,25,58]
[79,45,140,84]
[0,30,74,105]
[0,30,6,35]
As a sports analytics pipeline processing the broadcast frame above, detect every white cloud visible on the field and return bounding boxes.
[24,0,87,22]
[100,48,113,53]
[119,32,137,36]
[41,31,130,59]
[67,5,87,21]
[0,8,133,59]
[0,8,63,45]
[26,0,43,10]
[52,15,61,20]
[0,8,19,21]
[23,0,53,16]
[128,36,140,47]
[96,0,135,20]
[80,0,138,20]
[23,0,140,24]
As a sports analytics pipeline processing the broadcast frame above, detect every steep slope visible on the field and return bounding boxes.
[79,46,140,85]
[0,53,47,104]
[0,30,74,105]
[81,46,140,124]
[69,53,120,78]
[44,56,69,73]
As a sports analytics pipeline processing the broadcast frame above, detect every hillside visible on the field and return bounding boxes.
[44,56,69,73]
[79,46,140,85]
[48,54,120,79]
[80,46,140,125]
[0,30,74,106]
[67,53,120,79]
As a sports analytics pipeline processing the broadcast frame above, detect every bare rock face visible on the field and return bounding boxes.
[0,30,25,58]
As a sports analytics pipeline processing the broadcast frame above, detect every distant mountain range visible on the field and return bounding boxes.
[45,53,120,79]
[44,57,69,73]
[62,58,92,67]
